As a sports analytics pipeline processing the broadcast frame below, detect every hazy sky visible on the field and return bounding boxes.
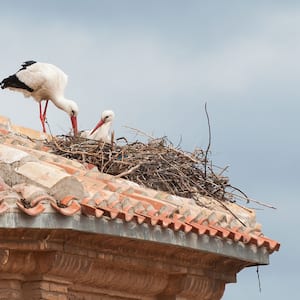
[0,1,297,298]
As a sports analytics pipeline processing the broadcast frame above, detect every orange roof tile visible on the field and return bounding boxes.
[0,116,280,256]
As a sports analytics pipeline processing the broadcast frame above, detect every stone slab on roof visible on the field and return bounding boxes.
[0,116,280,265]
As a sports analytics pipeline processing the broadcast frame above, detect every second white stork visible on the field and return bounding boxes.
[81,110,115,143]
[0,61,79,135]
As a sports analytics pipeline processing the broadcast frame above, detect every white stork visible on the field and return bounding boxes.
[81,110,115,143]
[0,61,79,135]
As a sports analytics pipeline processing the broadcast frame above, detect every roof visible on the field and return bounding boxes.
[0,115,280,265]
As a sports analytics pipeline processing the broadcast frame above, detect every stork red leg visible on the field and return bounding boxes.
[42,100,49,120]
[39,102,47,133]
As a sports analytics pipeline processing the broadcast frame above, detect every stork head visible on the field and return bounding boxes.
[90,110,115,135]
[101,110,115,123]
[64,99,79,136]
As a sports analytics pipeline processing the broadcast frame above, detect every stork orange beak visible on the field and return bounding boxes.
[90,119,104,135]
[71,115,78,136]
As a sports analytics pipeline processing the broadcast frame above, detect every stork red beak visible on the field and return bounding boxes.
[90,119,104,135]
[71,115,78,136]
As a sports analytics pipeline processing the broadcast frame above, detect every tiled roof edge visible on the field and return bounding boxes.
[0,211,271,265]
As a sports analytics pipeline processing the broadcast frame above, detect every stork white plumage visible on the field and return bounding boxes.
[81,110,115,143]
[0,61,79,135]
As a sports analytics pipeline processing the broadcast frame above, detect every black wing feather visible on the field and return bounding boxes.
[1,74,34,92]
[0,60,37,91]
[19,60,37,71]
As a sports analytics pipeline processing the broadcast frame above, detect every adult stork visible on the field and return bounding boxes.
[0,61,79,135]
[81,110,115,143]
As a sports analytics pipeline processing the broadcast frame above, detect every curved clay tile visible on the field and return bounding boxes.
[50,195,81,216]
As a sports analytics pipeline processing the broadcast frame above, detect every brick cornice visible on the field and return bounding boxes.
[0,228,253,299]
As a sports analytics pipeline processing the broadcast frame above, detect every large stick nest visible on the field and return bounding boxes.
[45,133,244,204]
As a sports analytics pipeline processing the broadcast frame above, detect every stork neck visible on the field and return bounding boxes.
[53,96,71,112]
[52,96,73,114]
[101,122,112,133]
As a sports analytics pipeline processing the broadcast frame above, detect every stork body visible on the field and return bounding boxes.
[81,110,115,143]
[1,61,78,135]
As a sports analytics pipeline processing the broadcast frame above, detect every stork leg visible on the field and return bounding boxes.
[42,100,49,120]
[39,101,48,133]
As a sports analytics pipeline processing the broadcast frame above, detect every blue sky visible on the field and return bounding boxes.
[0,1,297,298]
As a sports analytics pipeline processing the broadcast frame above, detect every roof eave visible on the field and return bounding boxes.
[0,211,270,265]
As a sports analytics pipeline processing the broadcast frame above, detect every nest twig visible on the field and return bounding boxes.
[46,134,238,203]
[43,130,277,229]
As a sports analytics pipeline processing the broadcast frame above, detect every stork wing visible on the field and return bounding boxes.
[16,62,68,93]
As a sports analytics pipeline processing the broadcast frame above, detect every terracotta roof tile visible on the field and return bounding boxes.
[16,200,46,216]
[51,195,81,216]
[11,124,49,140]
[0,116,280,254]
